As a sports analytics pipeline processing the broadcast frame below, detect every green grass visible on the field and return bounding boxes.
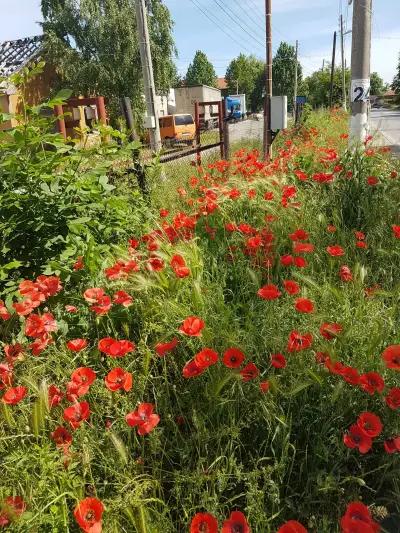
[1,109,400,532]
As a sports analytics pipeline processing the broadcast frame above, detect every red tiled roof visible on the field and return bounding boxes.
[217,77,227,90]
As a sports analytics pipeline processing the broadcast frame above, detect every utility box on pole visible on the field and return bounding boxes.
[271,96,287,131]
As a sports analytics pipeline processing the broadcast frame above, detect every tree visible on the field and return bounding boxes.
[370,72,386,96]
[302,65,351,108]
[185,51,217,87]
[225,54,264,111]
[272,42,302,110]
[41,0,177,122]
[392,53,400,95]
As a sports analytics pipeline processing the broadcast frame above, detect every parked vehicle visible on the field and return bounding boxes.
[171,85,222,129]
[159,114,196,146]
[226,94,247,121]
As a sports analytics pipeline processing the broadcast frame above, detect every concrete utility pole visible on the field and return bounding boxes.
[263,0,272,160]
[340,15,347,111]
[329,31,337,108]
[135,0,162,151]
[349,0,372,142]
[293,40,298,121]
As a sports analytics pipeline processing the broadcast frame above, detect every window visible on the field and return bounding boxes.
[174,114,194,126]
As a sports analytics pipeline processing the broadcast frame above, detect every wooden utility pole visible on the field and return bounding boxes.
[340,15,347,111]
[293,40,298,121]
[329,31,337,108]
[350,0,372,142]
[135,0,162,151]
[263,0,272,160]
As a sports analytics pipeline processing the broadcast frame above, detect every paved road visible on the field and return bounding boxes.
[370,108,400,154]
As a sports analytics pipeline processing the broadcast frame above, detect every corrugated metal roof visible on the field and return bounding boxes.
[0,35,43,77]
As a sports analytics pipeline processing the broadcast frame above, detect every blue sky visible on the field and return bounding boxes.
[1,0,400,83]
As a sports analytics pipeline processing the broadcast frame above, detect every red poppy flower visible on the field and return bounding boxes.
[147,256,165,272]
[74,497,104,533]
[36,275,62,298]
[25,312,57,338]
[160,208,169,218]
[293,242,314,254]
[105,367,133,392]
[354,231,365,241]
[4,343,24,363]
[83,288,105,303]
[339,265,353,282]
[223,348,245,368]
[340,502,380,533]
[392,225,400,239]
[271,353,287,369]
[1,386,27,405]
[283,280,300,295]
[327,245,345,257]
[155,338,179,357]
[65,305,78,313]
[356,241,367,249]
[91,295,112,315]
[327,225,337,233]
[382,344,400,370]
[51,426,73,448]
[190,512,218,533]
[240,362,260,382]
[98,338,135,358]
[0,363,13,389]
[63,401,90,430]
[289,229,309,241]
[125,402,160,435]
[171,255,191,278]
[259,381,270,393]
[183,359,204,378]
[113,290,133,307]
[294,256,307,268]
[0,496,26,527]
[295,298,314,313]
[73,256,84,270]
[194,348,219,369]
[357,412,383,438]
[179,316,205,337]
[294,170,308,181]
[287,330,313,352]
[367,176,379,186]
[384,436,400,454]
[359,372,385,395]
[13,295,42,316]
[277,520,308,533]
[385,387,400,410]
[221,511,250,533]
[29,333,53,356]
[339,366,360,386]
[71,367,96,388]
[280,255,294,266]
[257,284,281,300]
[48,384,63,408]
[320,322,342,340]
[67,339,88,352]
[343,424,372,454]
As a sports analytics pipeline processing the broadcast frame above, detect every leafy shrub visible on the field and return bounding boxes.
[0,65,150,295]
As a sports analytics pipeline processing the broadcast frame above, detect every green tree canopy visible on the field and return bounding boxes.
[41,0,177,121]
[185,51,217,87]
[225,54,264,111]
[370,72,386,96]
[392,53,400,94]
[272,41,302,110]
[302,65,350,108]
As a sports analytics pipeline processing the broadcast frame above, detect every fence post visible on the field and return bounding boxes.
[194,101,201,166]
[218,101,224,159]
[120,97,138,141]
[223,99,230,160]
[54,104,67,140]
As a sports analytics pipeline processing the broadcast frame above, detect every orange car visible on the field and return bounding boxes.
[159,114,196,146]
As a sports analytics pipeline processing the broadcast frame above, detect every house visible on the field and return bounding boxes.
[0,35,106,139]
[217,77,229,97]
[0,35,58,130]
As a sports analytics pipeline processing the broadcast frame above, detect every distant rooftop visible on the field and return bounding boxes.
[0,35,43,77]
[217,77,227,90]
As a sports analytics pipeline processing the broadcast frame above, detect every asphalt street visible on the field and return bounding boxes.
[370,108,400,154]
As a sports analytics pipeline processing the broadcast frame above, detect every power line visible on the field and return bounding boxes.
[231,0,266,34]
[188,0,258,55]
[211,0,265,50]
